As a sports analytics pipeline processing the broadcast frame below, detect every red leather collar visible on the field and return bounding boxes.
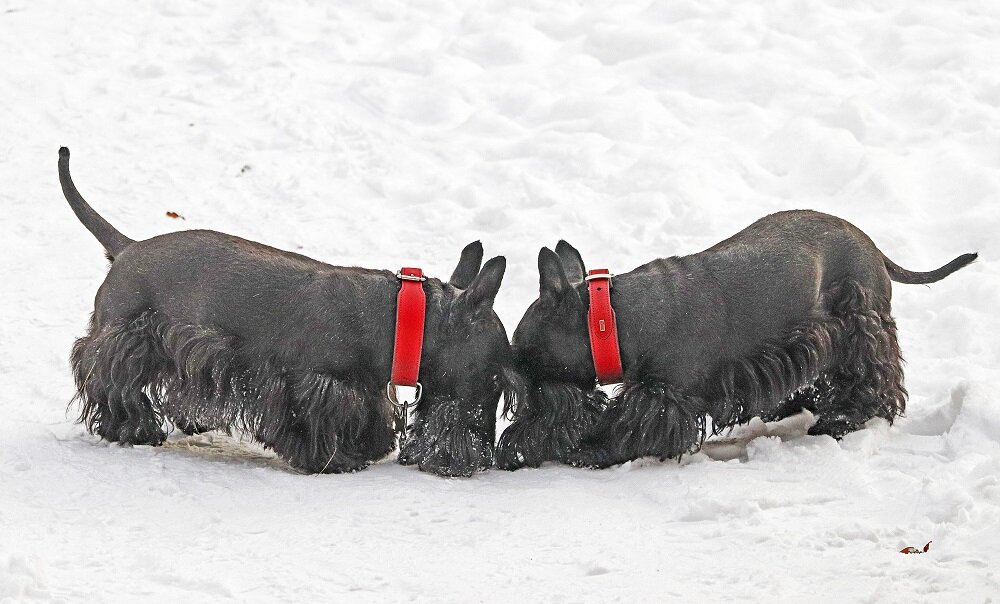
[390,267,427,389]
[586,269,624,385]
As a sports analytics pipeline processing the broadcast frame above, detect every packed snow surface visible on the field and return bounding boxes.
[2,1,998,601]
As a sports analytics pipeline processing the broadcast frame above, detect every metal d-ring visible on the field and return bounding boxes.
[386,382,423,407]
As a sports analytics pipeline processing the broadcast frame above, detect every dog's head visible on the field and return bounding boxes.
[404,241,514,476]
[511,242,594,389]
[491,241,609,469]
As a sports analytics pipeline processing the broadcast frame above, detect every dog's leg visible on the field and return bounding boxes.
[810,279,907,438]
[256,372,393,474]
[71,313,167,446]
[156,322,243,437]
[581,381,708,468]
[495,382,606,470]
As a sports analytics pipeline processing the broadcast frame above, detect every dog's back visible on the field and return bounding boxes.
[96,229,401,374]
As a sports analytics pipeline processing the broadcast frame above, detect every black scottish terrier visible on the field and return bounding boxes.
[60,148,512,477]
[497,210,976,469]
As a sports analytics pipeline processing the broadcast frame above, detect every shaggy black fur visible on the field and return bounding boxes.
[61,147,511,476]
[397,397,494,477]
[498,210,976,469]
[770,279,906,437]
[580,382,707,467]
[704,311,837,429]
[495,381,607,470]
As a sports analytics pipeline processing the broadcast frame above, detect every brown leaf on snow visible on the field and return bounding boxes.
[166,211,185,220]
[899,541,932,554]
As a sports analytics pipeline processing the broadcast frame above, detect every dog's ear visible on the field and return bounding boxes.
[457,255,505,313]
[449,240,484,289]
[555,240,585,283]
[538,247,574,305]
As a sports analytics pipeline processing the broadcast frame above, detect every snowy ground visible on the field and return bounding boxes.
[2,0,999,601]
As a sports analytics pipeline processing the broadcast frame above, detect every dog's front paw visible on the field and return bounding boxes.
[495,440,527,471]
[570,434,624,469]
[418,441,493,478]
[110,421,166,447]
[397,433,428,466]
[808,413,864,439]
[495,419,541,471]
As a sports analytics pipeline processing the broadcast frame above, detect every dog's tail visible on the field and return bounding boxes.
[59,147,134,260]
[882,251,978,285]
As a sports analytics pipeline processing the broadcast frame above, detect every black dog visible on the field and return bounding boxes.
[60,148,511,477]
[497,210,976,469]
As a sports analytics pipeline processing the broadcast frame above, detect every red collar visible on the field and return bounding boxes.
[389,267,427,403]
[586,269,624,385]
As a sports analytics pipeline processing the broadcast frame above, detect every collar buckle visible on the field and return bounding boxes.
[396,271,427,282]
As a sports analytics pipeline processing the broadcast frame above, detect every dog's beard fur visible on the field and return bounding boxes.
[396,363,518,476]
[496,377,607,470]
[71,310,396,473]
[398,396,495,477]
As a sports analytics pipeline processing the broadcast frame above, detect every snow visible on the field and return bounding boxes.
[1,0,999,601]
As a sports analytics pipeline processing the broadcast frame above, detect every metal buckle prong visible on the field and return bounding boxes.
[396,272,427,282]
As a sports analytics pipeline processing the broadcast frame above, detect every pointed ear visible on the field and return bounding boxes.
[538,247,572,305]
[459,255,505,311]
[449,240,484,288]
[555,240,585,283]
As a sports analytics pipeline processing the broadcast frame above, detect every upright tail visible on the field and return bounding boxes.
[59,147,134,259]
[883,251,978,284]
